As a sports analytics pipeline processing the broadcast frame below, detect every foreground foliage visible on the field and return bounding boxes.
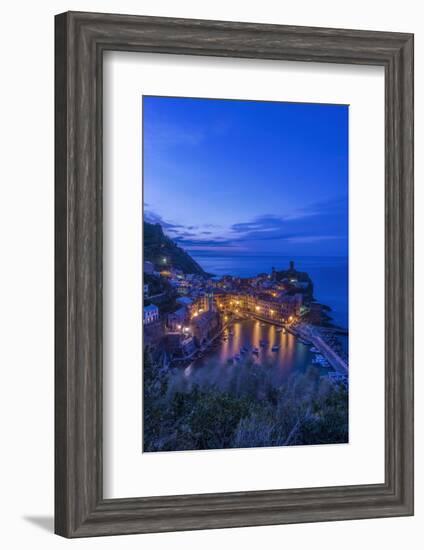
[143,349,348,452]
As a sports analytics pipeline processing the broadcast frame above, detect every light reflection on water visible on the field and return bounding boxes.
[187,319,320,388]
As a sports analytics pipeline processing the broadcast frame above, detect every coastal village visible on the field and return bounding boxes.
[143,229,348,387]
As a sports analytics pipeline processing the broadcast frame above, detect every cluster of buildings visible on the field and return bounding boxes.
[214,290,303,324]
[143,260,312,363]
[144,290,221,361]
[143,260,221,358]
[211,262,310,324]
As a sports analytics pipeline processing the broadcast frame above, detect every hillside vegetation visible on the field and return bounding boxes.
[144,221,206,275]
[143,349,348,452]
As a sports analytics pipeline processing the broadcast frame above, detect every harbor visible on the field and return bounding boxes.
[142,97,350,452]
[187,318,341,387]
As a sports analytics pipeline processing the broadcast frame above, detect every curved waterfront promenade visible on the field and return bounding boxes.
[246,312,348,374]
[292,324,348,374]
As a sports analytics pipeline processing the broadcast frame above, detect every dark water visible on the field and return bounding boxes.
[187,319,331,388]
[191,254,348,329]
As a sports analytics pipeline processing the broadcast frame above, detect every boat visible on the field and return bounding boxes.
[234,354,241,361]
[310,347,319,353]
[259,339,268,347]
[271,345,280,352]
[260,323,266,327]
[276,328,283,333]
[312,354,328,366]
[252,347,259,354]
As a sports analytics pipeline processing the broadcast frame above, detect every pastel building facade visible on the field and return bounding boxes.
[143,304,159,325]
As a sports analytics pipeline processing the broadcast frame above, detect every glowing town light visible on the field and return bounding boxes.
[193,312,199,317]
[183,327,189,333]
[270,309,274,315]
[255,306,260,311]
[289,315,293,322]
[176,324,182,330]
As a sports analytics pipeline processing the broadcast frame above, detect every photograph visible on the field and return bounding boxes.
[142,96,349,452]
[0,2,415,544]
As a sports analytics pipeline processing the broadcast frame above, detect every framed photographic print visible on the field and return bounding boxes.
[55,11,414,537]
[141,95,350,453]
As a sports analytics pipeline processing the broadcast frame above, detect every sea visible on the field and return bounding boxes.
[190,254,348,330]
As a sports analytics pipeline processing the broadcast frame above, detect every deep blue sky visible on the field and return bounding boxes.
[143,96,348,258]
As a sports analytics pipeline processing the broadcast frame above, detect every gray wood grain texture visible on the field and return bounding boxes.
[54,11,414,538]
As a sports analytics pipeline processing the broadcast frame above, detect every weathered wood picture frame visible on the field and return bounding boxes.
[55,11,414,538]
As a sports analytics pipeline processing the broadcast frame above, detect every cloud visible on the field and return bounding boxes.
[231,216,280,233]
[144,209,236,250]
[293,195,348,218]
[144,195,347,254]
[173,231,199,239]
[173,236,234,248]
[144,210,185,231]
[230,196,347,244]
